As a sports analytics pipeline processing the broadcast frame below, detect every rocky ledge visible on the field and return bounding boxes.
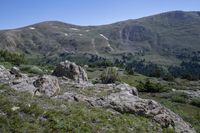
[0,61,196,133]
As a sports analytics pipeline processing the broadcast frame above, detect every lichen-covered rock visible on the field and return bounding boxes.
[103,92,195,133]
[52,60,88,83]
[33,75,60,97]
[10,74,60,97]
[115,83,138,96]
[55,90,195,133]
[10,67,22,77]
[0,65,15,83]
[11,75,37,93]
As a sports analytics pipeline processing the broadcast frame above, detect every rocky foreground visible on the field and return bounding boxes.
[0,61,196,133]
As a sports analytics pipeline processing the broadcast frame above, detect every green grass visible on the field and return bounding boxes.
[20,65,44,75]
[0,84,162,133]
[0,62,13,69]
[120,72,147,87]
[190,98,200,108]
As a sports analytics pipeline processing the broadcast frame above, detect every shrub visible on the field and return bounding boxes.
[100,67,120,84]
[190,97,200,107]
[136,80,166,92]
[171,95,187,103]
[20,65,44,75]
[163,74,175,81]
[162,128,177,133]
[0,50,26,65]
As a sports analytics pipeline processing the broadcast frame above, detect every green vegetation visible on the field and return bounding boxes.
[0,84,162,132]
[190,98,200,108]
[136,80,167,93]
[169,92,188,104]
[100,67,120,84]
[20,65,44,75]
[0,50,26,66]
[162,128,177,133]
[171,95,187,104]
[120,72,147,86]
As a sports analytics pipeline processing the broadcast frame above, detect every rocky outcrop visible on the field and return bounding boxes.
[10,67,22,77]
[33,75,60,97]
[0,65,196,133]
[103,92,195,133]
[11,75,37,93]
[0,66,60,97]
[11,75,60,97]
[115,83,138,96]
[176,90,200,98]
[52,60,88,83]
[0,65,15,83]
[55,90,195,133]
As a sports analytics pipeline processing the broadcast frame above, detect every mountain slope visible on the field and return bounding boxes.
[1,11,200,65]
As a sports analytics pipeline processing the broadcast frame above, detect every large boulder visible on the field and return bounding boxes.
[52,60,88,83]
[33,75,60,97]
[10,67,22,77]
[11,75,37,93]
[11,75,60,97]
[0,65,15,83]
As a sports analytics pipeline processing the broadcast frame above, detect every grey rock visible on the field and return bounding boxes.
[176,90,200,98]
[33,75,60,97]
[103,92,195,133]
[55,90,195,133]
[11,75,37,94]
[0,65,15,83]
[115,83,138,96]
[11,74,60,97]
[52,60,88,83]
[10,67,22,77]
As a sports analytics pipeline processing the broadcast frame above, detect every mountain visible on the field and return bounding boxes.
[1,11,200,65]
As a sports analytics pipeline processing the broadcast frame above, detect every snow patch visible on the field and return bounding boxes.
[100,34,109,40]
[70,28,80,31]
[107,43,114,51]
[29,27,35,30]
[79,34,83,36]
[85,30,90,32]
[64,33,68,36]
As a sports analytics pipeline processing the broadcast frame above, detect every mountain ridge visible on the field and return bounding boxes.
[1,10,200,65]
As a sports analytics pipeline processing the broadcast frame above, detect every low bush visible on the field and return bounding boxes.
[162,128,177,133]
[100,67,120,84]
[0,50,26,65]
[137,80,166,92]
[20,65,44,75]
[190,97,200,107]
[171,95,187,103]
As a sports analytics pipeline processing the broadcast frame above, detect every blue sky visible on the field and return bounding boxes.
[1,0,200,29]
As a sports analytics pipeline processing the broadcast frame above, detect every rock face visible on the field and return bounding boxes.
[52,60,88,83]
[33,75,60,97]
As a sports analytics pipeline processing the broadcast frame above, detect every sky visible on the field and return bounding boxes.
[1,0,200,29]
